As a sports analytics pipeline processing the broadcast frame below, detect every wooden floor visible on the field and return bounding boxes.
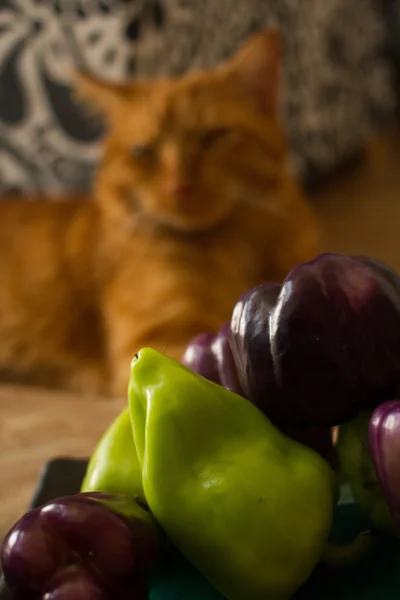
[0,386,122,542]
[1,127,400,543]
[313,126,400,272]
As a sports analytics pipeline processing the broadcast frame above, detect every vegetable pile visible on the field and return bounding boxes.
[2,252,400,600]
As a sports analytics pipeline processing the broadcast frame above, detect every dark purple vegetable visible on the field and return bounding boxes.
[43,566,107,600]
[181,333,220,384]
[369,400,400,533]
[211,323,244,396]
[230,254,400,427]
[1,507,69,590]
[282,426,338,471]
[229,282,282,410]
[1,492,158,599]
[181,327,244,395]
[42,567,147,600]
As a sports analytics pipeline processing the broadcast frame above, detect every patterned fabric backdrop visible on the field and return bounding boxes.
[0,0,398,195]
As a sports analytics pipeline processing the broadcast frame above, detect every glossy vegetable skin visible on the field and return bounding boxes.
[230,254,400,427]
[181,314,336,467]
[129,348,338,600]
[369,400,400,534]
[81,407,144,502]
[337,411,396,535]
[181,333,221,385]
[1,492,159,600]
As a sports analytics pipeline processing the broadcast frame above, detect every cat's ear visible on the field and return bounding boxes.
[226,29,283,114]
[73,71,132,119]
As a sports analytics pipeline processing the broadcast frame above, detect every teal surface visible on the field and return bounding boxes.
[148,484,400,599]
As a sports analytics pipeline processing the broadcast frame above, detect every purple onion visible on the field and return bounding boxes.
[181,333,220,384]
[230,254,400,428]
[369,400,400,532]
[1,493,158,599]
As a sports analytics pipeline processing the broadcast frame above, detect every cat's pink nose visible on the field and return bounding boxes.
[170,182,192,198]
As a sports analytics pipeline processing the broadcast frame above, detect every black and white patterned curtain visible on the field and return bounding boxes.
[0,0,398,195]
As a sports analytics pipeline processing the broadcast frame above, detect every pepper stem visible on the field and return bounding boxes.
[321,531,372,567]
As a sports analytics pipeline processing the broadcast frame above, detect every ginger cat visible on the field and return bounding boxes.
[0,30,319,397]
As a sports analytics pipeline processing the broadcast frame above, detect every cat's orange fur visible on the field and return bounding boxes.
[0,30,319,397]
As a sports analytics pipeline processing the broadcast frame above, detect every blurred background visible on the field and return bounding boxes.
[1,0,400,265]
[1,0,400,540]
[0,0,399,194]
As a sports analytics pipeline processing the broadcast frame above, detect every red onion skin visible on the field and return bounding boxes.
[369,400,400,532]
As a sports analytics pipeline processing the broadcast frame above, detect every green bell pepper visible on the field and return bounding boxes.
[81,407,145,502]
[337,411,396,536]
[128,348,338,600]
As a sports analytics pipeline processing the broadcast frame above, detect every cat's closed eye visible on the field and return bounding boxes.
[200,128,232,150]
[130,143,157,161]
